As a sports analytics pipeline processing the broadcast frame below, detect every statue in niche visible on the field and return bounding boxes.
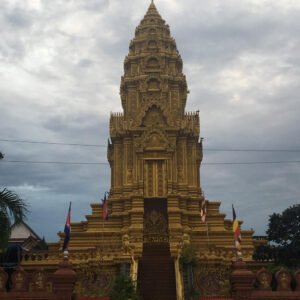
[256,268,272,290]
[15,272,24,290]
[35,272,45,289]
[276,269,291,290]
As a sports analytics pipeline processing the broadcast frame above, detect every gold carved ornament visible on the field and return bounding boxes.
[143,210,169,243]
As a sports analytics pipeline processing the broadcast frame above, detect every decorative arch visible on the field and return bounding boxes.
[146,57,160,68]
[149,28,156,35]
[140,127,171,151]
[142,105,167,127]
[147,78,160,90]
[148,40,158,49]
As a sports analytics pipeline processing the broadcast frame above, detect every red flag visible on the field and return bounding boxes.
[102,193,108,221]
[63,202,71,251]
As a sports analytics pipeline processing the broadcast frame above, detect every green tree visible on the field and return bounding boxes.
[109,273,140,300]
[266,204,300,268]
[0,152,28,250]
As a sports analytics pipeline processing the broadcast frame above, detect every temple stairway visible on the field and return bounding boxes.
[137,243,177,300]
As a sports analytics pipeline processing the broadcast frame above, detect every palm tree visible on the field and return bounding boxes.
[0,152,28,250]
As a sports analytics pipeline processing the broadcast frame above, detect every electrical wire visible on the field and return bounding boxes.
[0,139,106,148]
[1,160,300,166]
[1,138,300,152]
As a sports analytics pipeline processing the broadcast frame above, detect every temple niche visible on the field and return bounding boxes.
[22,2,254,299]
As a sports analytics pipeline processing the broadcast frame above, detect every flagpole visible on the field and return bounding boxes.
[100,191,108,267]
[63,201,71,259]
[206,221,210,247]
[232,204,243,260]
[101,193,105,267]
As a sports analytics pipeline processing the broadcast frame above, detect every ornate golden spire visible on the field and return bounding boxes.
[144,0,161,20]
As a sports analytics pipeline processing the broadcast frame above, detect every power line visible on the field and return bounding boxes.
[1,160,108,165]
[203,161,300,165]
[0,139,106,148]
[204,149,300,152]
[1,138,300,152]
[1,160,300,166]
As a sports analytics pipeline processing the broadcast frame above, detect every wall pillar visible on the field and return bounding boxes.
[231,259,255,300]
[53,257,77,300]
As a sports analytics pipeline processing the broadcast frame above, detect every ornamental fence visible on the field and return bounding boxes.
[0,258,299,300]
[0,258,76,300]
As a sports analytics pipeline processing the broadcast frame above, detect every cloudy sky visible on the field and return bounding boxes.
[0,0,299,242]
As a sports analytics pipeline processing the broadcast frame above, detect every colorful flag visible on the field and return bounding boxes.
[102,193,108,221]
[200,199,207,222]
[63,202,71,252]
[232,204,242,251]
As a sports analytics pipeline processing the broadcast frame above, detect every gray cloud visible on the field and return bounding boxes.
[0,0,299,240]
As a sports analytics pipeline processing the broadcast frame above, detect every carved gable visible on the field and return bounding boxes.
[142,106,167,127]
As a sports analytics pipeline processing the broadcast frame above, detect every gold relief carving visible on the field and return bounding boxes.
[142,106,166,128]
[276,268,291,290]
[126,144,133,183]
[177,142,184,182]
[15,272,25,290]
[0,269,7,291]
[147,78,160,90]
[138,128,172,152]
[178,166,183,182]
[76,265,114,297]
[135,95,182,128]
[146,57,160,68]
[162,79,169,92]
[148,40,158,49]
[139,80,148,92]
[127,168,133,183]
[34,271,45,289]
[256,268,272,290]
[129,94,136,113]
[122,234,131,253]
[195,263,231,296]
[131,63,137,76]
[144,210,168,243]
[12,269,27,291]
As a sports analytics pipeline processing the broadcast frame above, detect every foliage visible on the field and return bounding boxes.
[109,273,140,300]
[0,152,29,250]
[180,246,200,299]
[266,204,300,268]
[180,245,198,266]
[253,244,276,262]
[185,286,199,300]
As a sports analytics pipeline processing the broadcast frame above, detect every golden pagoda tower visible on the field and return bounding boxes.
[23,2,254,299]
